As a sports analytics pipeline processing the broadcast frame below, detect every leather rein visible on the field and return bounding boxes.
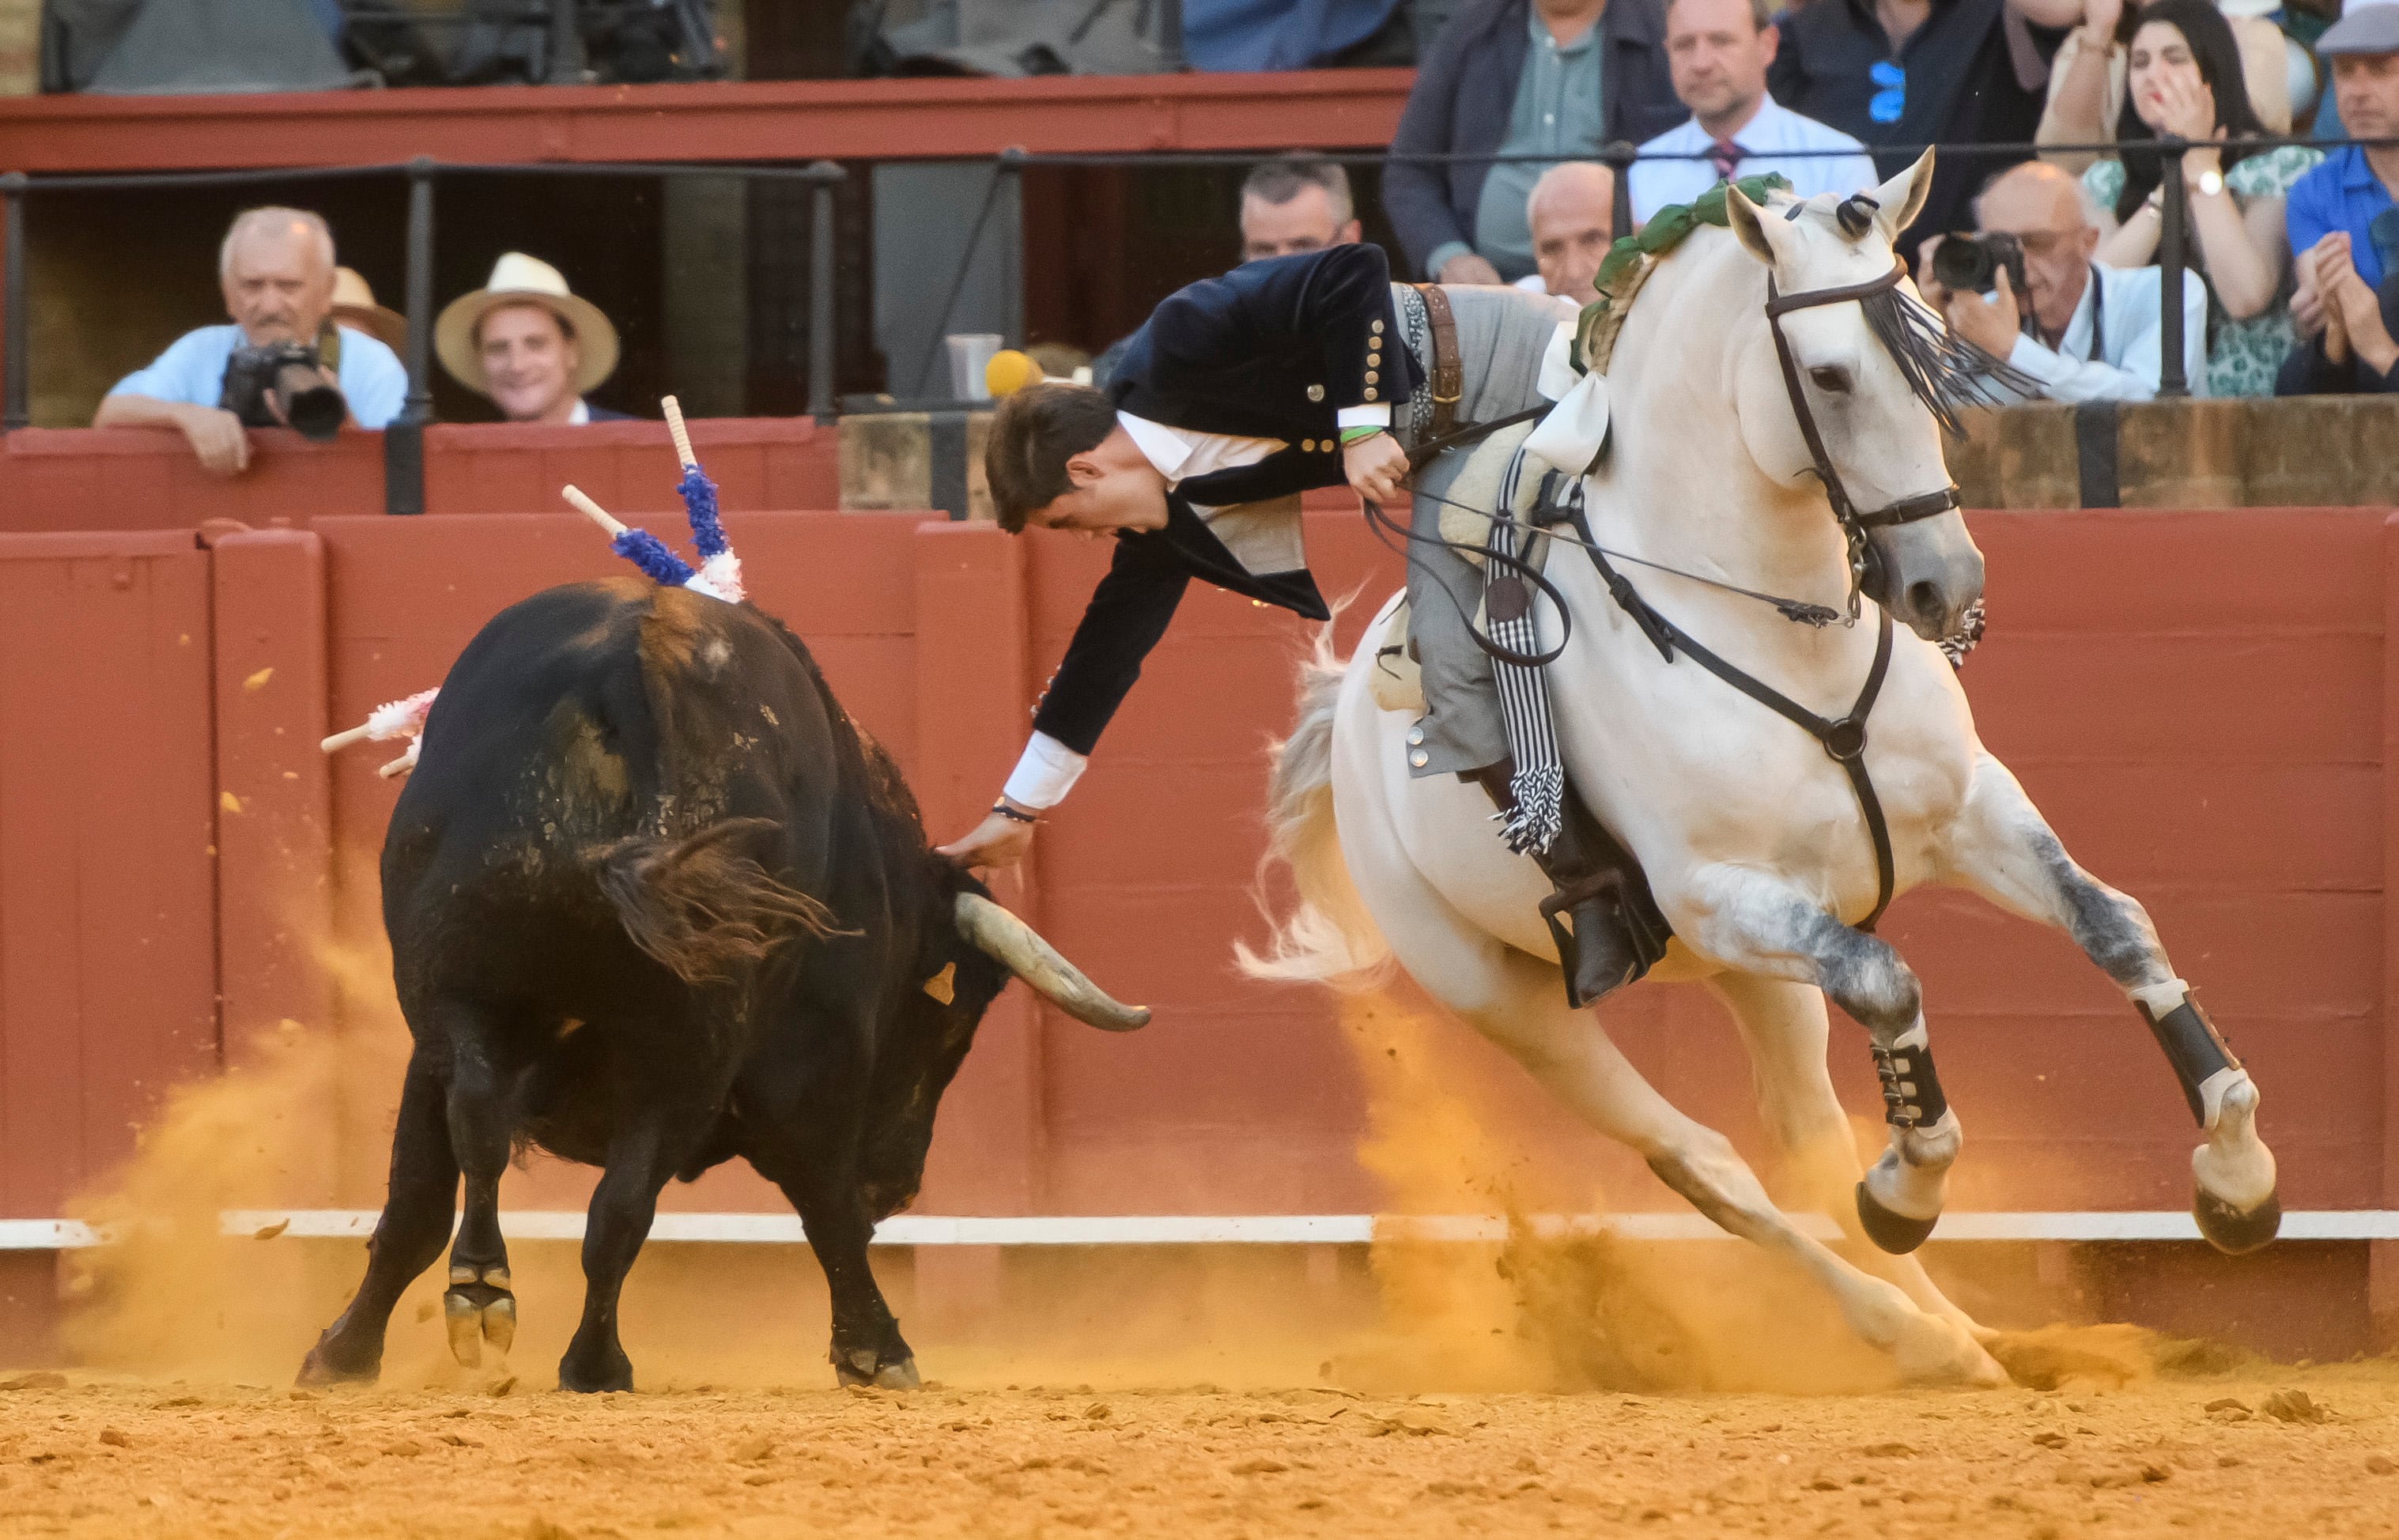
[1565,255,1954,932]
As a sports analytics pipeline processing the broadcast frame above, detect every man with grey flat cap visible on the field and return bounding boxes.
[2286,0,2399,360]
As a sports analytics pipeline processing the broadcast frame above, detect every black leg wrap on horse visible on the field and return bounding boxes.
[1869,1040,1948,1130]
[1853,1180,1939,1255]
[2136,994,2238,1127]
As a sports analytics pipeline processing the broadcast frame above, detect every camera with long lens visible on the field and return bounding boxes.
[219,342,346,442]
[1930,231,2031,301]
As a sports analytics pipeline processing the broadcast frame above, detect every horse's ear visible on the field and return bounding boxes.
[1725,184,1789,268]
[1871,150,1936,244]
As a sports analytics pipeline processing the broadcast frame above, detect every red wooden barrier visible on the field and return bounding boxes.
[0,420,837,534]
[0,499,2390,1358]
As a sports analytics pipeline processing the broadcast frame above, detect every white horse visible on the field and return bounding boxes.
[1246,155,2280,1387]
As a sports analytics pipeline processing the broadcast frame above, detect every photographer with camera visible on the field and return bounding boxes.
[1917,160,2209,402]
[96,208,406,476]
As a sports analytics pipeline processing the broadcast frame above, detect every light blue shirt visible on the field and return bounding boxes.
[1998,262,2212,404]
[108,323,408,429]
[1628,99,1880,225]
[1428,9,1607,283]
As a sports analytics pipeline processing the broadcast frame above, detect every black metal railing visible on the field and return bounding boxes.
[5,131,2393,514]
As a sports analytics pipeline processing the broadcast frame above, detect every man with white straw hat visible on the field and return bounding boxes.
[436,252,629,425]
[331,268,409,357]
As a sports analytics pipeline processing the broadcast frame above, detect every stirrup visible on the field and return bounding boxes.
[1539,874,1638,1010]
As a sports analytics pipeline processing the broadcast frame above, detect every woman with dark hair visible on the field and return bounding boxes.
[2083,0,2322,394]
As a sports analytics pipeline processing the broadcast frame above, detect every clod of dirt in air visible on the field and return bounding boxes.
[98,1427,132,1447]
[2,1371,68,1390]
[487,1375,518,1398]
[2032,1431,2069,1448]
[732,1434,773,1463]
[1083,1401,1111,1420]
[251,1218,289,1240]
[2366,1454,2397,1475]
[1861,1441,1916,1458]
[2207,1396,2253,1421]
[1231,1458,1289,1474]
[243,666,274,692]
[2264,1389,2331,1425]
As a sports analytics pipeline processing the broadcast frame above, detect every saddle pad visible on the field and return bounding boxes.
[1366,596,1424,715]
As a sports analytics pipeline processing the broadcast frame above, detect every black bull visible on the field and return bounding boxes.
[299,579,1147,1393]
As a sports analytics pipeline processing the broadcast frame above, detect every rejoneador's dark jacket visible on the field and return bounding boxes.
[1382,0,1682,280]
[1030,244,1423,757]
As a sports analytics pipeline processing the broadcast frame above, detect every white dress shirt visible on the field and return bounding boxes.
[1999,262,2213,403]
[1627,99,1881,225]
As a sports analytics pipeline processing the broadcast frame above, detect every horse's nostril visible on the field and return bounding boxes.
[1906,579,1942,620]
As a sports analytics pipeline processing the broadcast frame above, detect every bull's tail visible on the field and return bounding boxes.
[1234,625,1393,987]
[594,817,848,986]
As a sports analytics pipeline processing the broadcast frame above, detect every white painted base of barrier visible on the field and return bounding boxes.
[2,1210,2396,1251]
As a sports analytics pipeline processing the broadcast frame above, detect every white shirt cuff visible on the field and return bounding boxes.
[1335,404,1392,428]
[1002,732,1089,810]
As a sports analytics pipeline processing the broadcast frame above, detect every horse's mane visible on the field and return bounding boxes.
[1610,190,2038,434]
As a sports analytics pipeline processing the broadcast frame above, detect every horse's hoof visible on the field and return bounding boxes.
[1891,1315,2008,1389]
[871,1357,922,1391]
[443,1285,517,1368]
[2193,1185,2280,1255]
[1856,1180,1938,1255]
[557,1352,634,1395]
[295,1339,379,1388]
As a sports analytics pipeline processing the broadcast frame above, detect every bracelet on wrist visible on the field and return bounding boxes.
[1339,425,1384,446]
[990,800,1038,825]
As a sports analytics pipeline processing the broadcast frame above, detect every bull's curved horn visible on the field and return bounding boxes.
[954,893,1150,1032]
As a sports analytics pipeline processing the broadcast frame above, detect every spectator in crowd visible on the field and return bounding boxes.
[2286,0,2399,304]
[2082,0,2320,396]
[2038,0,2299,174]
[331,267,409,357]
[435,254,628,425]
[1238,157,1365,260]
[96,207,406,475]
[1919,160,2210,400]
[1770,0,2076,254]
[1385,0,1684,285]
[1629,0,1880,223]
[1521,160,1619,306]
[2279,229,2399,390]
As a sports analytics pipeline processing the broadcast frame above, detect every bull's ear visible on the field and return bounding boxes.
[1725,183,1793,269]
[1872,149,1936,244]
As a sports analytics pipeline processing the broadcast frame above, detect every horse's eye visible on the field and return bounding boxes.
[1808,366,1853,394]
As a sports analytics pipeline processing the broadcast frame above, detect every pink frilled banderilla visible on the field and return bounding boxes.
[321,687,439,779]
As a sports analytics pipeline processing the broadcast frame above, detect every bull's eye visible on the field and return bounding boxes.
[1808,365,1853,394]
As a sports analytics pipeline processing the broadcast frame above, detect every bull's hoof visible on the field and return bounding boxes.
[558,1347,634,1395]
[443,1284,518,1368]
[1856,1180,1938,1255]
[295,1336,380,1388]
[2193,1186,2280,1256]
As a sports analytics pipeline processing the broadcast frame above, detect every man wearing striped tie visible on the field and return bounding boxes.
[1627,0,1880,226]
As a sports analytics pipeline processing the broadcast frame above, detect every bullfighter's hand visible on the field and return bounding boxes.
[937,807,1037,872]
[1343,430,1410,509]
[1943,266,2022,360]
[177,403,252,477]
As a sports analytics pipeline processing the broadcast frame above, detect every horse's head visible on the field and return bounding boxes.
[1724,153,1986,644]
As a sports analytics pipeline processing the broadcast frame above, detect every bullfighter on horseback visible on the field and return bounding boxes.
[938,243,1664,1006]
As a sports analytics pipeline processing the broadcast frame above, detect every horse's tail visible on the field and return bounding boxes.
[1235,622,1394,987]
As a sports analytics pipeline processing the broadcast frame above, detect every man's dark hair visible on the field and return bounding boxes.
[985,380,1118,533]
[1240,156,1354,227]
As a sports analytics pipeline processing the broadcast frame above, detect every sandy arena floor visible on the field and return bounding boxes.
[3,1364,2397,1538]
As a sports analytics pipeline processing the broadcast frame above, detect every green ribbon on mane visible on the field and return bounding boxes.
[1574,172,1793,376]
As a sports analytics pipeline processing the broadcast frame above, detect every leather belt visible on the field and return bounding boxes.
[1413,282,1464,438]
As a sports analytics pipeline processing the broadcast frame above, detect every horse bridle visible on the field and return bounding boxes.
[1763,255,1963,619]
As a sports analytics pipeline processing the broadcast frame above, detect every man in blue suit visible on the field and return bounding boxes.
[941,243,1664,1006]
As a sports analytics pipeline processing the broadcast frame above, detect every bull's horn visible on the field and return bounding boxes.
[954,893,1150,1032]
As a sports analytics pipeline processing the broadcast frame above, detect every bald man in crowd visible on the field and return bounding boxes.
[1519,161,1619,309]
[1917,160,2208,402]
[98,206,406,474]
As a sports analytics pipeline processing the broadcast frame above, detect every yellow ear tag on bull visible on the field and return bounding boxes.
[922,961,957,1005]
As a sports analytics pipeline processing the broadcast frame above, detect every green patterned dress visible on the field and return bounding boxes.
[2083,145,2323,398]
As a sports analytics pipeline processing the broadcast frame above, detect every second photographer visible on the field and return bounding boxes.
[1917,161,2210,405]
[96,208,406,476]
